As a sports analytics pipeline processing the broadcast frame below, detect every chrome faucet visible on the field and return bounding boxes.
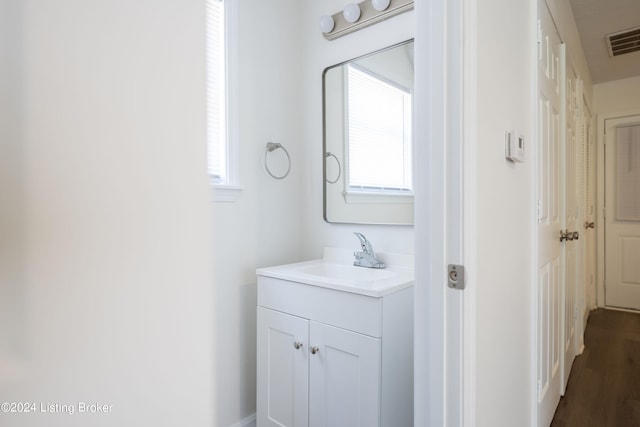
[353,232,385,269]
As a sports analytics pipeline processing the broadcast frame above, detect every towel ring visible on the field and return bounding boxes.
[325,152,341,184]
[264,142,291,180]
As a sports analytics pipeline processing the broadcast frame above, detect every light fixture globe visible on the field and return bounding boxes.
[319,14,335,33]
[343,3,361,23]
[371,0,391,11]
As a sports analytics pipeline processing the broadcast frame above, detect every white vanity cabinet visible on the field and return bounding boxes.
[256,263,413,427]
[257,307,310,427]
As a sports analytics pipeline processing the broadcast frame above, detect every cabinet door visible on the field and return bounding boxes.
[257,307,309,427]
[309,321,381,427]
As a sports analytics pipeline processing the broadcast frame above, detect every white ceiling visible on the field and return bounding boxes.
[569,0,640,83]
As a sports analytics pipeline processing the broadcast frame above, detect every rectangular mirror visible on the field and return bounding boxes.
[323,40,414,225]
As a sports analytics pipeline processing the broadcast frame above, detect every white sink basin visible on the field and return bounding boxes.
[299,263,396,281]
[256,248,413,297]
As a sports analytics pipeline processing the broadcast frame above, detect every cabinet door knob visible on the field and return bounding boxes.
[310,346,320,355]
[294,341,303,350]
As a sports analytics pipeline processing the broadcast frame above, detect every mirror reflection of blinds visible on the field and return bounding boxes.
[207,0,226,184]
[346,64,412,193]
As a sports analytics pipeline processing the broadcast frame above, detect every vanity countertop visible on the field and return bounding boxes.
[256,247,414,298]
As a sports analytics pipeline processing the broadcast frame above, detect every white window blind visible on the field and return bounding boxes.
[616,124,640,220]
[346,64,412,193]
[207,0,227,184]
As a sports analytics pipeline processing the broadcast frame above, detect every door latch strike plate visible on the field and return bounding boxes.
[448,264,465,290]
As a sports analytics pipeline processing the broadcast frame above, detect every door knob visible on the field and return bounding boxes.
[294,341,303,350]
[560,229,579,242]
[310,346,320,355]
[585,222,595,229]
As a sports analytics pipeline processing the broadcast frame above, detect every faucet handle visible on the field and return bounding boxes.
[353,232,385,269]
[353,232,373,253]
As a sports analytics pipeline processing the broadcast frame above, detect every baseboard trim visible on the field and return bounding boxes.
[228,414,256,427]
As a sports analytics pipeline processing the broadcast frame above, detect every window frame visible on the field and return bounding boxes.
[208,0,242,202]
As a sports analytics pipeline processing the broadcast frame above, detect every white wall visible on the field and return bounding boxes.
[300,0,415,258]
[2,1,215,426]
[0,0,24,373]
[593,76,640,113]
[211,1,306,425]
[473,0,535,425]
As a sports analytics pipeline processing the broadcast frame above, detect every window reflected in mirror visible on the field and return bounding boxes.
[323,39,414,225]
[347,64,412,193]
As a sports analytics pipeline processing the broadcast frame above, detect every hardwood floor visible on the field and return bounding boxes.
[552,308,640,427]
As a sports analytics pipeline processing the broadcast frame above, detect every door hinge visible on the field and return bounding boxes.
[603,207,606,220]
[537,200,542,223]
[448,264,466,290]
[537,20,542,46]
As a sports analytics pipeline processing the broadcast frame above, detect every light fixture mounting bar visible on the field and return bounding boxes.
[323,0,414,41]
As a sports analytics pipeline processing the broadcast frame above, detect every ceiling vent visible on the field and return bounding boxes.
[606,26,640,57]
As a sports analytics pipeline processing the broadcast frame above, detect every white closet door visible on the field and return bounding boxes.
[562,62,579,391]
[536,2,564,425]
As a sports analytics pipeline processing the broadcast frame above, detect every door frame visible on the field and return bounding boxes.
[575,88,593,354]
[582,97,595,321]
[596,109,640,308]
[414,0,471,426]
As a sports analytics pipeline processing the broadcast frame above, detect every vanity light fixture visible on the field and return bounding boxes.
[371,0,391,11]
[343,3,361,23]
[320,14,335,34]
[321,0,413,40]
